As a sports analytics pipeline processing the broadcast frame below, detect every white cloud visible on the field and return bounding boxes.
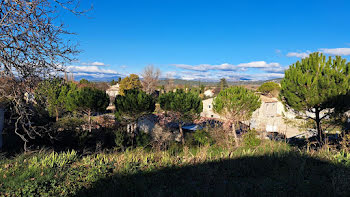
[165,70,284,81]
[319,48,350,56]
[173,61,281,72]
[174,63,237,72]
[286,52,310,58]
[237,61,280,68]
[66,66,118,74]
[81,61,106,66]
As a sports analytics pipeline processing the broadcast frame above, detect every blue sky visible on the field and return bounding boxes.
[62,0,350,81]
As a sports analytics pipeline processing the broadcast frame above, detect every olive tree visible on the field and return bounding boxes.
[213,86,261,146]
[280,52,350,143]
[159,89,203,144]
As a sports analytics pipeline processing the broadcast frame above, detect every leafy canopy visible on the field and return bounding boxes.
[114,89,155,122]
[213,86,261,121]
[159,89,203,121]
[280,52,350,112]
[119,74,142,95]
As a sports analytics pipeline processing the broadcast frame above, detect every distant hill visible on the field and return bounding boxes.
[158,78,283,87]
[74,74,282,87]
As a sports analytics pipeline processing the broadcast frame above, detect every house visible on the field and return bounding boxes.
[249,95,301,137]
[106,84,120,98]
[200,98,222,119]
[204,89,214,97]
[200,95,301,138]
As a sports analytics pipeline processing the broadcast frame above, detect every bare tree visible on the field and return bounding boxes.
[0,0,87,151]
[165,73,174,93]
[141,65,161,94]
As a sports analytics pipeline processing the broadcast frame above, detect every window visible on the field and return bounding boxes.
[208,105,211,109]
[211,115,214,118]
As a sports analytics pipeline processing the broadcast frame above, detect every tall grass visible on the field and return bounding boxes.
[0,140,349,196]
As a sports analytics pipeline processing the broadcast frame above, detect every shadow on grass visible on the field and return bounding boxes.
[75,152,350,197]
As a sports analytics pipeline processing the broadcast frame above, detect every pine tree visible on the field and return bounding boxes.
[66,87,109,132]
[257,81,280,97]
[35,78,75,121]
[114,89,155,123]
[213,86,261,146]
[280,52,350,143]
[159,89,203,144]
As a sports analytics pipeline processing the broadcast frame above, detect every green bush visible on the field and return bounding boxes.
[114,129,126,150]
[242,129,261,148]
[193,129,214,146]
[54,115,86,131]
[135,131,152,147]
[167,141,183,156]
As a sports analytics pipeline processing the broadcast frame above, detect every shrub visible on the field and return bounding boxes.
[114,129,126,150]
[167,141,183,156]
[193,129,214,146]
[242,129,261,148]
[135,131,152,147]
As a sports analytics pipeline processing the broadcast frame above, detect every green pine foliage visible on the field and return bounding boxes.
[67,87,109,114]
[35,78,76,121]
[213,86,261,146]
[257,81,280,97]
[159,89,203,144]
[280,52,350,141]
[158,89,203,120]
[213,86,261,121]
[66,87,109,132]
[114,89,155,122]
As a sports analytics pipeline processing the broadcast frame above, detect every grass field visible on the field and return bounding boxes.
[1,140,350,197]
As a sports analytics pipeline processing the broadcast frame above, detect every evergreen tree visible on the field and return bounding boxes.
[280,52,350,143]
[119,74,142,95]
[218,78,228,92]
[159,89,203,144]
[35,78,75,121]
[67,87,109,132]
[257,81,280,97]
[114,89,156,123]
[213,86,261,146]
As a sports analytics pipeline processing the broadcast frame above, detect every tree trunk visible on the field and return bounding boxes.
[0,108,4,149]
[55,108,59,122]
[88,110,92,132]
[315,108,323,144]
[232,122,239,147]
[179,123,185,145]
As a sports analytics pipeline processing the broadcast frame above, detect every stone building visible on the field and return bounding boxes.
[200,95,301,138]
[200,98,222,119]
